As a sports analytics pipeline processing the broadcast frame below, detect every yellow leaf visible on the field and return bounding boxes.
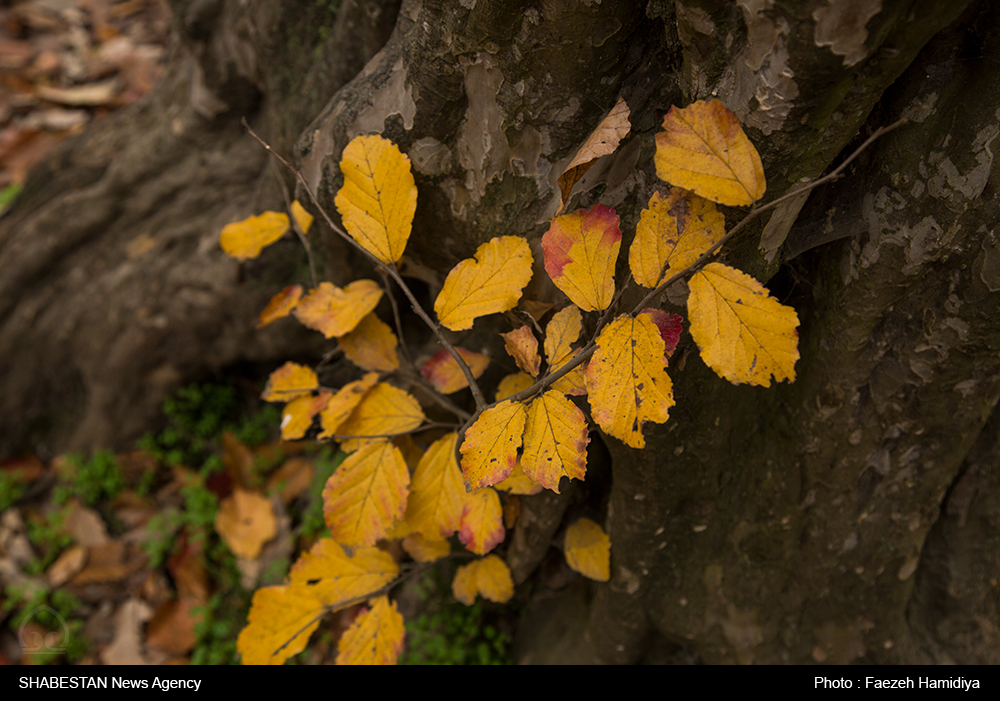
[459,487,504,555]
[629,187,726,289]
[293,280,383,339]
[220,211,290,261]
[557,96,631,213]
[542,204,622,312]
[290,200,314,234]
[336,596,405,665]
[564,517,610,582]
[654,99,765,206]
[322,441,409,547]
[237,585,323,665]
[544,306,587,396]
[281,392,331,440]
[420,347,490,394]
[334,134,416,264]
[401,533,450,563]
[687,262,799,386]
[338,313,400,372]
[335,383,425,452]
[494,460,543,495]
[434,236,533,331]
[522,390,589,493]
[550,351,587,397]
[318,373,380,439]
[460,400,527,491]
[451,555,514,606]
[404,433,465,540]
[257,284,304,328]
[261,362,318,403]
[586,314,675,448]
[215,489,277,560]
[501,325,541,377]
[495,372,534,401]
[288,539,398,608]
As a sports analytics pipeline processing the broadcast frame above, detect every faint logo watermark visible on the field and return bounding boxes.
[18,605,68,656]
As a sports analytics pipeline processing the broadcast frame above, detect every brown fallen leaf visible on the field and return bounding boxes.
[215,488,277,560]
[145,597,203,656]
[265,457,313,505]
[556,96,630,214]
[61,499,110,547]
[166,532,210,601]
[35,78,121,106]
[70,541,144,585]
[101,598,153,665]
[46,545,87,587]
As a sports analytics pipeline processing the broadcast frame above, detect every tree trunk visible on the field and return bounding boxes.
[2,0,998,664]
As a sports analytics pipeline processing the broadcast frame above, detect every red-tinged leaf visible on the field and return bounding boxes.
[420,347,490,394]
[318,373,380,439]
[404,433,466,540]
[586,314,675,448]
[459,488,505,555]
[293,280,383,339]
[337,313,400,372]
[257,285,304,329]
[639,308,683,358]
[501,325,541,377]
[335,596,405,665]
[288,539,398,608]
[322,441,410,547]
[460,400,527,491]
[434,236,534,331]
[522,390,590,493]
[542,204,622,312]
[261,362,318,403]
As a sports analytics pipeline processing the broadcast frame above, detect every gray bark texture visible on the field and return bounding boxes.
[2,0,999,664]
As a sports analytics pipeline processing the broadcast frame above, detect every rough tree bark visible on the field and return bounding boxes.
[2,0,998,664]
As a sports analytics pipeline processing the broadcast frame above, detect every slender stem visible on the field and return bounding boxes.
[242,120,488,410]
[378,268,413,368]
[321,421,459,442]
[270,160,318,288]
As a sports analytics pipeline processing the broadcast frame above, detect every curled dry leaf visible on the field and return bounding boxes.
[501,325,541,377]
[557,96,631,213]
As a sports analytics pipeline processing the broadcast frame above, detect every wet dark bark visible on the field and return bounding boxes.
[2,0,998,664]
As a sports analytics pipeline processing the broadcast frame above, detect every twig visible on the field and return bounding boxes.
[241,119,488,410]
[270,160,318,288]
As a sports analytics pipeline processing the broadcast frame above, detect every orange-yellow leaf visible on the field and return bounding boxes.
[220,211,290,261]
[281,392,331,440]
[237,585,323,665]
[460,400,527,491]
[458,488,504,555]
[290,200,314,234]
[542,204,621,312]
[335,383,425,452]
[401,533,450,563]
[655,99,766,206]
[338,313,400,372]
[501,325,541,377]
[586,314,675,448]
[494,460,543,495]
[288,538,398,607]
[545,306,587,396]
[261,362,318,403]
[434,236,533,331]
[452,555,514,606]
[215,489,277,560]
[557,96,631,213]
[420,347,490,394]
[564,517,610,582]
[629,187,726,288]
[318,373,380,439]
[522,390,589,493]
[334,134,416,264]
[687,262,799,386]
[495,372,534,401]
[404,433,466,540]
[257,284,304,329]
[336,596,405,665]
[293,280,383,339]
[322,441,409,547]
[550,352,588,397]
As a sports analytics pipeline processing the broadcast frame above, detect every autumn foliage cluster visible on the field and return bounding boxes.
[219,99,800,664]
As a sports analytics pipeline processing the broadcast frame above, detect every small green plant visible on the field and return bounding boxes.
[53,450,124,506]
[0,469,30,511]
[191,591,252,665]
[23,506,74,575]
